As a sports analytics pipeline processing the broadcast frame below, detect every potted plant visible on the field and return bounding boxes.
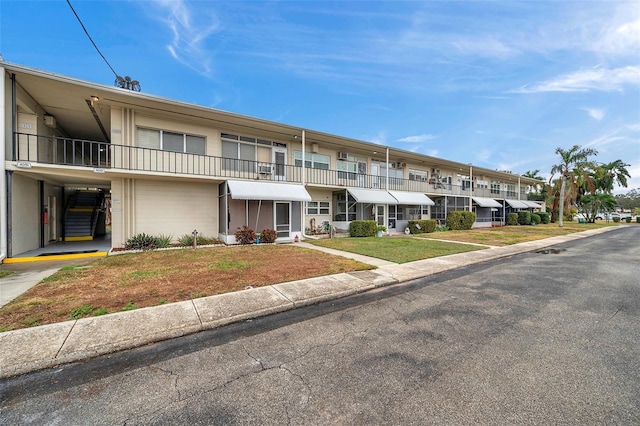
[376,225,386,237]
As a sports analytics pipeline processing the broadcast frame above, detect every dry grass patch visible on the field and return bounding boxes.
[417,222,616,246]
[0,245,372,331]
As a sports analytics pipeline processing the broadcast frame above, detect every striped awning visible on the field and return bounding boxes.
[472,197,502,208]
[227,180,312,202]
[388,191,435,206]
[505,199,529,209]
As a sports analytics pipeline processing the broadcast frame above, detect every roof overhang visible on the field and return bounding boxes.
[472,197,503,208]
[388,191,435,206]
[521,200,543,208]
[505,199,529,209]
[346,188,398,205]
[227,180,311,202]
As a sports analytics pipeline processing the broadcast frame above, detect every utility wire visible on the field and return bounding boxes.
[66,0,118,78]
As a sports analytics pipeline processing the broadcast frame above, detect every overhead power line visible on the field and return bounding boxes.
[66,0,140,91]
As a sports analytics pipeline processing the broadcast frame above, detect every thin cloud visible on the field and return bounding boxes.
[582,108,605,121]
[510,66,640,94]
[152,0,221,76]
[396,134,438,143]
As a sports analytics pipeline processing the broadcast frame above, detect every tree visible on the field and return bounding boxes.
[615,188,640,210]
[549,145,598,227]
[594,160,631,194]
[523,169,546,200]
[577,193,616,223]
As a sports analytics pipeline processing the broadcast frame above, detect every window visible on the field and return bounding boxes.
[407,205,429,220]
[306,201,330,215]
[294,151,330,170]
[136,128,205,154]
[222,140,256,172]
[409,169,429,182]
[337,160,357,180]
[506,184,516,197]
[477,180,489,190]
[380,163,404,186]
[491,183,501,194]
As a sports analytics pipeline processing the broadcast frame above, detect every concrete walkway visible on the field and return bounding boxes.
[0,226,620,379]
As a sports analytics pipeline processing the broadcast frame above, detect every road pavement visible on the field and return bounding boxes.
[1,226,638,424]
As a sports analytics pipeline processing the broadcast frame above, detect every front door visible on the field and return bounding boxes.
[371,163,380,189]
[275,202,291,238]
[273,147,286,181]
[376,204,385,227]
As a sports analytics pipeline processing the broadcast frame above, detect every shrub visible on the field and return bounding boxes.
[446,211,476,230]
[177,234,220,246]
[636,217,640,224]
[155,233,173,248]
[537,211,550,224]
[507,213,518,226]
[530,213,541,225]
[349,220,377,237]
[125,233,157,251]
[612,216,620,223]
[260,229,277,243]
[625,217,631,223]
[235,225,257,244]
[517,211,531,226]
[407,220,437,234]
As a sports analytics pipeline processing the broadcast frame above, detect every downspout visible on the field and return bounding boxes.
[39,180,44,248]
[517,175,521,200]
[300,130,320,240]
[469,164,473,211]
[0,70,11,261]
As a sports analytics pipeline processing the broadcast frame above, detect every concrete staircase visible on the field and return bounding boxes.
[64,190,104,241]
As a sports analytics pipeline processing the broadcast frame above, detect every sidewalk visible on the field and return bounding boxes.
[0,226,618,379]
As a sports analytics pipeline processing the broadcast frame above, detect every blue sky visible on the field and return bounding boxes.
[1,1,639,192]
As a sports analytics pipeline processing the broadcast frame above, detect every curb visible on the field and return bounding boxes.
[0,226,620,379]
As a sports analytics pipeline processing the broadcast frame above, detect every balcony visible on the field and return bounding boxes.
[12,133,525,200]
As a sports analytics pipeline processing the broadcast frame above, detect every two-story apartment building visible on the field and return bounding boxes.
[1,61,543,259]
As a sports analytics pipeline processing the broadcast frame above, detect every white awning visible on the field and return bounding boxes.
[472,197,502,208]
[505,199,529,209]
[227,180,312,202]
[346,188,398,204]
[388,191,435,206]
[521,200,543,209]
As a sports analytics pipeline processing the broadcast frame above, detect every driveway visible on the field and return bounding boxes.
[1,227,639,424]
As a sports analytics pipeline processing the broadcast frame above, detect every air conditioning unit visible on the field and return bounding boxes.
[338,151,349,160]
[44,115,56,128]
[258,165,273,174]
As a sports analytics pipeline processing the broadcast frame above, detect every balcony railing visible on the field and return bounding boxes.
[13,133,529,200]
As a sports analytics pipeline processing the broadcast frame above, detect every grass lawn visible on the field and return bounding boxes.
[415,222,619,246]
[0,245,372,332]
[308,236,484,263]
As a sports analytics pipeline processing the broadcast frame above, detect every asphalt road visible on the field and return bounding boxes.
[2,227,639,425]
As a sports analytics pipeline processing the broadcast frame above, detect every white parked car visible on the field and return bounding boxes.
[595,212,630,221]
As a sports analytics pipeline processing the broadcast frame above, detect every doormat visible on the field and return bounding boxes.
[38,250,99,256]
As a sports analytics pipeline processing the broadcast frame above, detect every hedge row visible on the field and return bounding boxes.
[446,211,476,230]
[407,219,437,234]
[349,220,377,237]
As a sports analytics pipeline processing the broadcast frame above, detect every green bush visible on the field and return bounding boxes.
[349,220,377,237]
[612,216,620,223]
[446,211,476,230]
[155,233,173,248]
[407,219,437,234]
[625,217,631,223]
[260,229,277,243]
[636,217,640,224]
[507,213,518,226]
[125,233,158,250]
[235,225,257,244]
[517,211,531,225]
[537,211,550,224]
[530,213,541,225]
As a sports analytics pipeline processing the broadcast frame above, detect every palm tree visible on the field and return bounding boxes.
[549,145,597,227]
[523,169,546,200]
[594,160,631,193]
